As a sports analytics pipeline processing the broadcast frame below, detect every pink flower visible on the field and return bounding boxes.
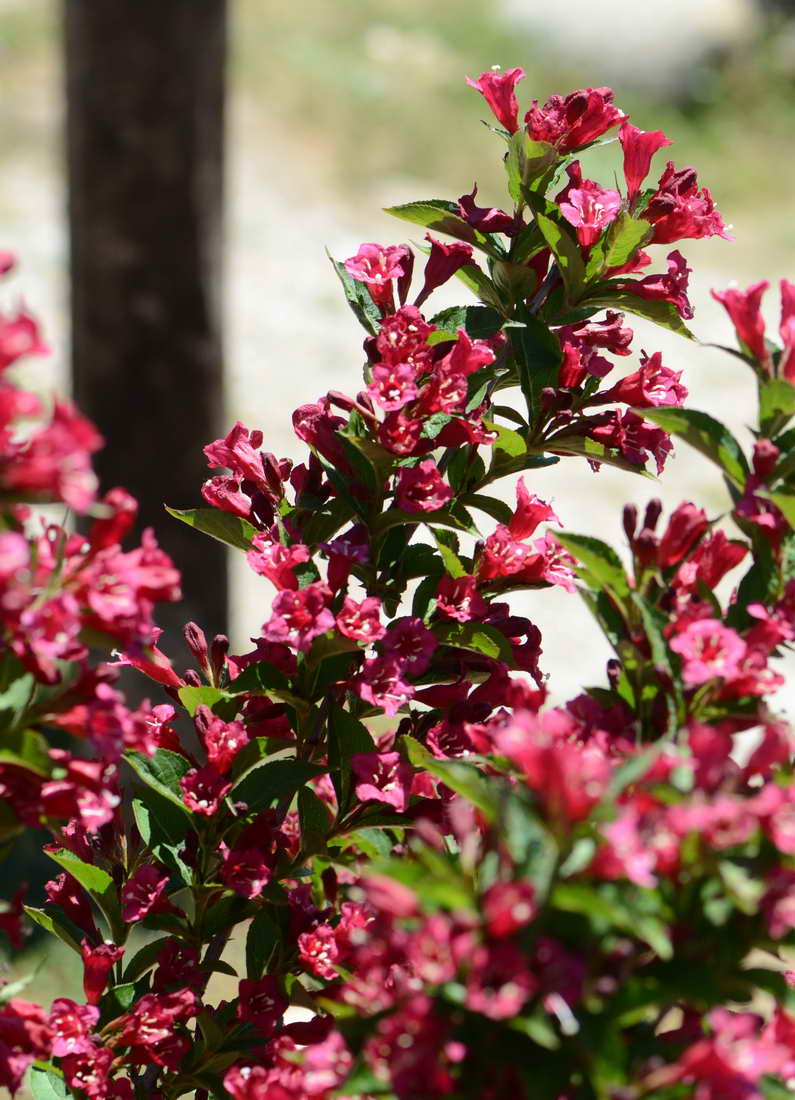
[560,179,622,247]
[48,999,99,1058]
[80,941,124,1006]
[669,618,748,686]
[3,400,102,511]
[525,87,627,152]
[644,161,732,244]
[0,307,48,372]
[382,616,437,674]
[368,361,419,411]
[121,864,170,922]
[600,351,687,408]
[46,874,97,938]
[298,923,340,980]
[482,882,537,938]
[261,581,335,652]
[588,408,673,474]
[779,278,795,380]
[619,122,672,204]
[195,705,249,773]
[436,574,489,622]
[458,185,517,234]
[465,67,525,133]
[336,595,385,642]
[352,751,414,811]
[711,280,769,366]
[237,977,287,1036]
[509,478,560,539]
[344,243,413,311]
[657,502,709,568]
[375,305,435,368]
[394,459,452,513]
[465,942,536,1019]
[180,763,231,815]
[616,249,694,320]
[415,235,474,307]
[246,535,310,590]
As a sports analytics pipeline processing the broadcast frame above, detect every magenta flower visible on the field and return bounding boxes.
[711,279,770,366]
[619,122,672,204]
[780,278,795,380]
[246,535,310,590]
[589,409,673,474]
[644,161,732,244]
[195,705,249,773]
[382,617,437,675]
[670,619,747,687]
[617,249,694,320]
[465,67,525,133]
[458,184,517,234]
[237,977,287,1037]
[180,763,231,816]
[355,656,414,716]
[336,595,385,642]
[0,307,49,372]
[395,459,453,513]
[367,361,419,412]
[352,751,413,811]
[560,179,622,247]
[261,581,335,652]
[344,242,413,312]
[121,864,171,922]
[465,942,536,1019]
[436,574,489,622]
[509,478,560,540]
[298,923,340,980]
[482,882,537,938]
[525,87,627,152]
[48,999,99,1058]
[219,846,272,899]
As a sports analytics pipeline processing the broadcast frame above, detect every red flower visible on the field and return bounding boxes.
[780,278,795,380]
[261,581,335,652]
[619,122,672,204]
[711,279,769,366]
[344,243,413,312]
[48,998,99,1058]
[465,67,525,133]
[559,179,622,247]
[81,940,124,1006]
[237,977,287,1036]
[219,845,273,899]
[337,595,385,642]
[352,751,414,811]
[415,235,474,307]
[525,87,627,152]
[394,460,452,513]
[298,923,340,980]
[616,249,694,320]
[599,350,687,408]
[643,161,732,244]
[121,864,170,922]
[180,764,231,816]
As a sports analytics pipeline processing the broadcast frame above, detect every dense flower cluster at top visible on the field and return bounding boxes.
[3,69,795,1100]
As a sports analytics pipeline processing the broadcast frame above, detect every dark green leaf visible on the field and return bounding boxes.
[328,705,375,810]
[640,407,749,487]
[23,906,84,955]
[246,908,281,980]
[132,790,193,880]
[505,131,558,202]
[44,850,121,936]
[227,660,290,695]
[582,286,695,339]
[230,759,327,814]
[508,315,562,423]
[454,263,505,312]
[375,504,477,538]
[164,506,257,551]
[126,749,193,812]
[0,728,50,774]
[429,304,504,340]
[463,492,514,526]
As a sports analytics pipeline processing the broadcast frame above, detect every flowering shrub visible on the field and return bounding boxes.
[4,65,795,1099]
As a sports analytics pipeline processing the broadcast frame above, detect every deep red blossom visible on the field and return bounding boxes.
[619,122,672,204]
[465,942,536,1019]
[48,999,99,1058]
[298,923,340,980]
[616,249,694,320]
[415,235,474,307]
[81,941,124,1006]
[0,886,26,950]
[337,595,385,642]
[525,87,627,152]
[482,881,537,938]
[436,574,489,622]
[466,67,525,133]
[45,874,97,938]
[368,361,419,412]
[779,278,795,380]
[382,617,437,674]
[643,161,732,244]
[457,185,517,234]
[394,460,452,513]
[195,705,249,773]
[588,408,673,473]
[599,351,687,408]
[237,977,288,1036]
[219,845,273,899]
[344,242,413,312]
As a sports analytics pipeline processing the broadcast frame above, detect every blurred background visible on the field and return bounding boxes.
[3,0,795,1039]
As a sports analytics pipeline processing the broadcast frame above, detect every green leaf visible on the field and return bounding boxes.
[463,493,514,527]
[384,199,501,256]
[586,214,652,280]
[328,705,375,810]
[177,685,232,717]
[45,850,121,936]
[29,1066,72,1100]
[123,936,171,982]
[132,790,193,880]
[454,262,505,312]
[431,528,467,578]
[545,433,656,475]
[375,504,477,538]
[246,909,281,980]
[229,759,327,814]
[328,252,382,335]
[554,532,630,600]
[23,906,84,955]
[430,304,504,340]
[640,407,749,487]
[434,621,514,665]
[164,506,257,551]
[227,660,290,695]
[0,728,50,774]
[298,786,332,849]
[768,492,795,531]
[402,737,498,820]
[126,749,193,811]
[0,672,35,735]
[508,314,563,423]
[551,883,672,958]
[524,194,585,300]
[759,378,795,429]
[582,286,695,339]
[505,131,559,202]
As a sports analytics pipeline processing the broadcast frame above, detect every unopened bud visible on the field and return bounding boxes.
[183,622,209,669]
[642,498,663,533]
[622,504,638,544]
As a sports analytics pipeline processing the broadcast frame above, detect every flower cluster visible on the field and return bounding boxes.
[4,70,795,1100]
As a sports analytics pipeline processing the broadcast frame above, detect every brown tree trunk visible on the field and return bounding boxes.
[64,0,228,653]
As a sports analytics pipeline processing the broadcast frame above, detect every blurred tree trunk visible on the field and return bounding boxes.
[64,1,228,653]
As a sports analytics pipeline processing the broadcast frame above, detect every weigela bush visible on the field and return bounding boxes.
[4,65,795,1099]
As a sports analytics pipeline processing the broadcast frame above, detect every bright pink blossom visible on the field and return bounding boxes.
[560,179,622,247]
[180,763,231,816]
[711,280,769,366]
[352,751,414,811]
[394,459,452,513]
[298,923,340,980]
[246,535,310,590]
[336,595,385,642]
[344,243,413,311]
[48,999,99,1058]
[261,581,335,652]
[670,618,748,686]
[382,616,437,674]
[368,361,419,412]
[121,864,170,922]
[779,278,795,380]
